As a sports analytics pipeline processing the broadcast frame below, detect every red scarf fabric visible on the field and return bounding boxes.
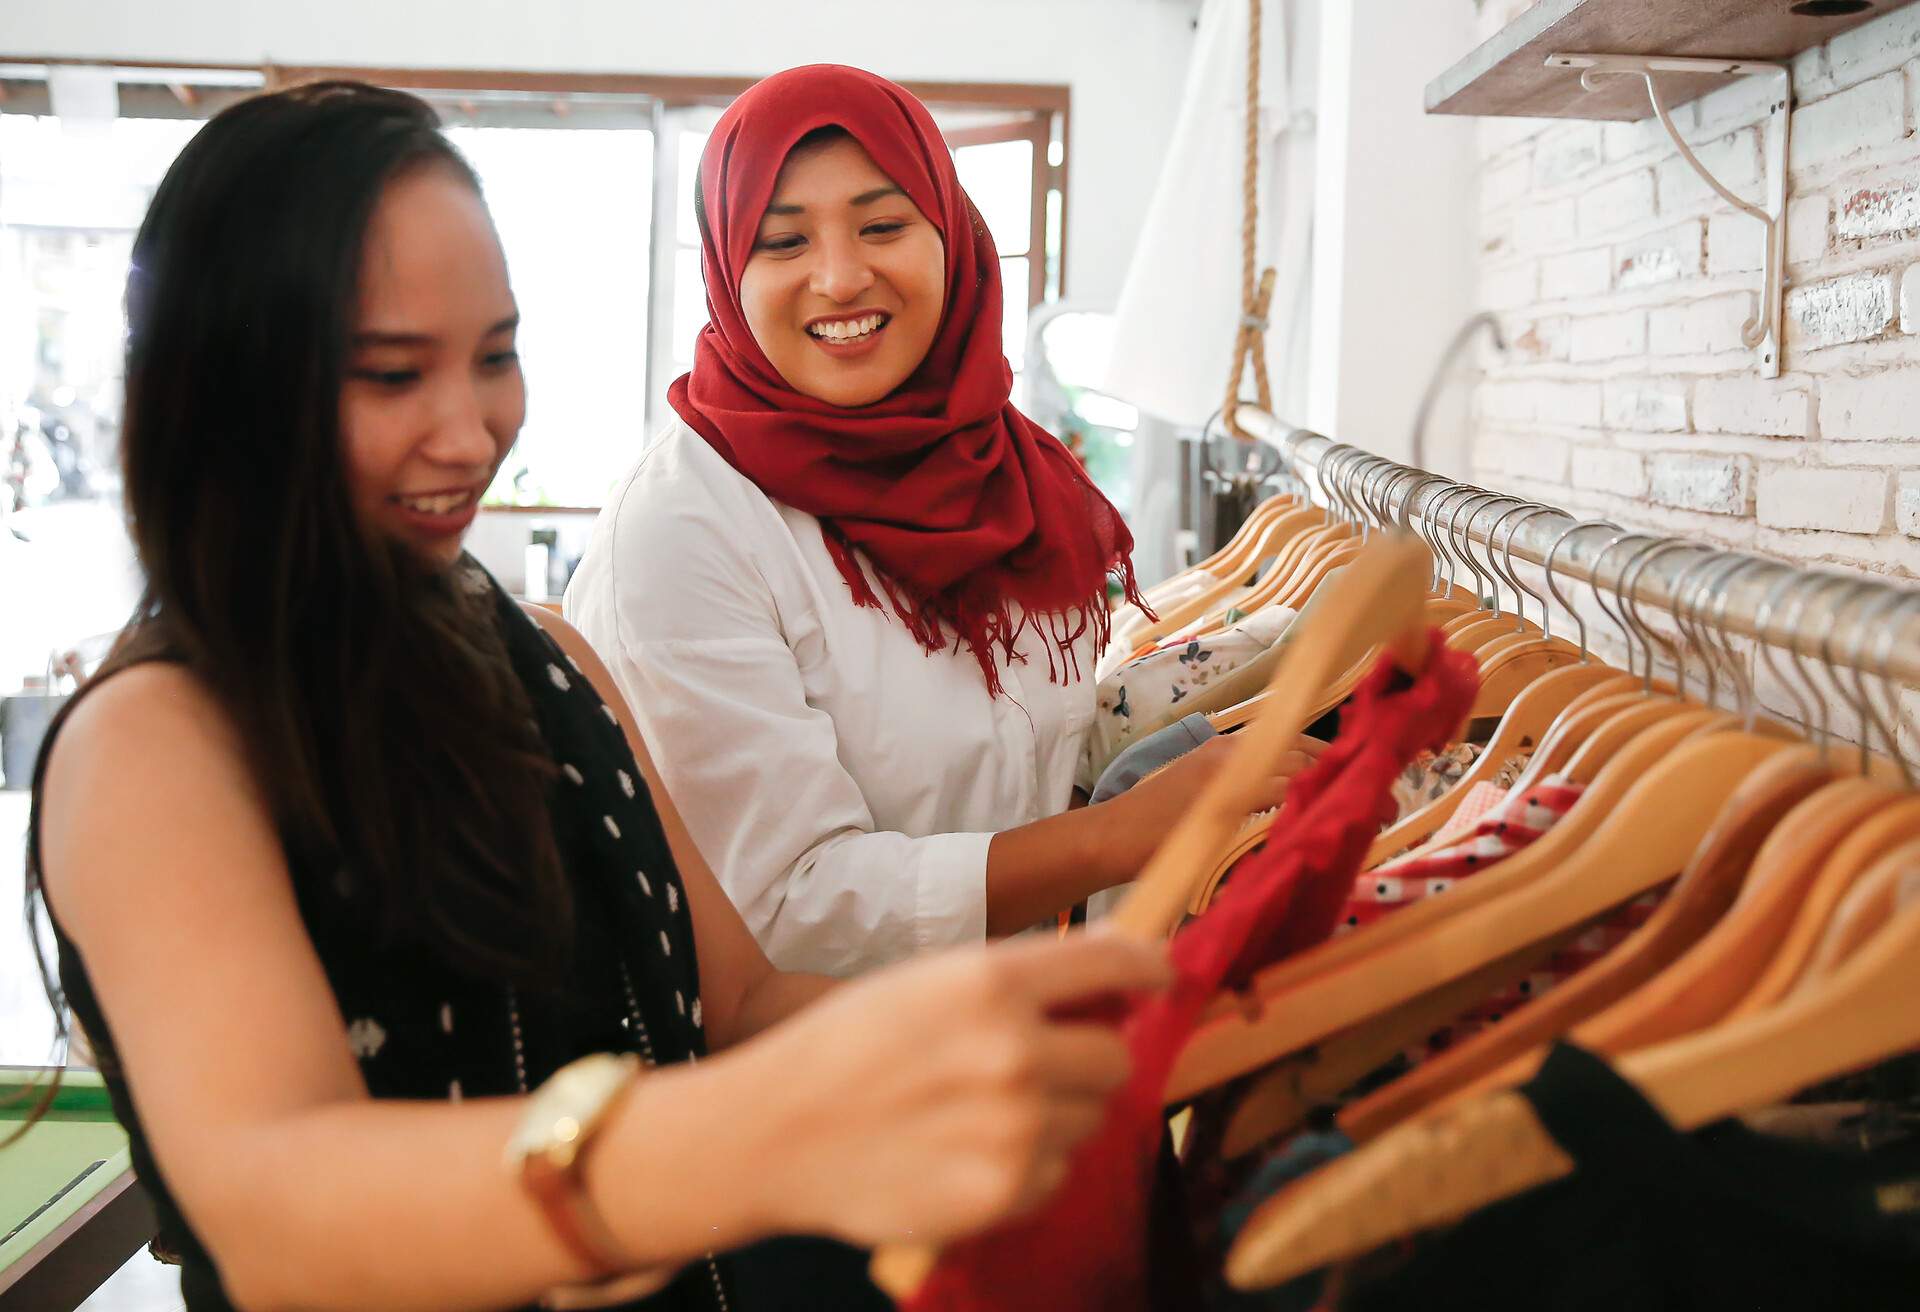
[667,64,1144,695]
[905,638,1481,1312]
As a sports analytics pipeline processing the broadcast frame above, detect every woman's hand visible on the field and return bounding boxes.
[737,932,1171,1248]
[1089,734,1322,884]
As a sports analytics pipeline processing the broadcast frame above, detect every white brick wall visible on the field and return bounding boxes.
[1467,1,1920,632]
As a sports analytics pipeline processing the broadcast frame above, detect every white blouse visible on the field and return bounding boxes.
[565,420,1097,977]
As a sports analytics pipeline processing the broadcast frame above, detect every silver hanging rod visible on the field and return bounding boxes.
[1229,406,1920,687]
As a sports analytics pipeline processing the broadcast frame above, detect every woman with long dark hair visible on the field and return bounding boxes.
[25,82,1165,1312]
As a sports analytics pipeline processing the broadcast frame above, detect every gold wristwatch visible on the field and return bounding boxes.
[506,1053,668,1310]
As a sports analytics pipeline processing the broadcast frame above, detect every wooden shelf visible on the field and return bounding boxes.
[1427,0,1920,121]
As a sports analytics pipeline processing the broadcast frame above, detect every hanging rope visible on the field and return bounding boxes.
[1224,0,1278,440]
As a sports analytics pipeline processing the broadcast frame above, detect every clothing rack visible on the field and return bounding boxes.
[1230,405,1920,689]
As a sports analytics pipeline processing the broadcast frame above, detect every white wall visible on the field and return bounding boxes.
[2,0,1200,306]
[1307,0,1480,466]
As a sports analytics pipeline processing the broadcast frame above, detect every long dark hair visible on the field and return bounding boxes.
[25,82,575,1047]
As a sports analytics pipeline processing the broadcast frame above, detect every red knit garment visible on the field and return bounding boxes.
[668,64,1142,694]
[905,636,1481,1311]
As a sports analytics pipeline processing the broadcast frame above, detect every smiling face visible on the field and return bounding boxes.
[738,132,947,407]
[339,161,525,565]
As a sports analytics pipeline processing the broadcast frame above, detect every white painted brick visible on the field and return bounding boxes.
[1478,380,1535,424]
[1659,131,1759,213]
[1479,116,1555,162]
[1819,370,1920,440]
[1481,217,1514,261]
[1756,466,1889,533]
[1515,197,1578,252]
[1481,261,1537,312]
[1483,153,1532,213]
[1898,471,1920,537]
[1692,377,1812,438]
[1539,246,1611,300]
[1576,170,1656,236]
[1604,380,1688,433]
[1533,124,1604,189]
[1828,7,1920,92]
[1835,174,1920,241]
[1616,221,1703,289]
[1706,212,1765,275]
[1571,446,1646,497]
[1789,71,1907,174]
[1649,454,1752,516]
[1794,46,1836,106]
[1788,194,1832,264]
[1508,317,1569,363]
[1569,310,1647,362]
[1648,294,1756,357]
[1786,271,1896,350]
[1903,264,1920,333]
[1534,380,1603,428]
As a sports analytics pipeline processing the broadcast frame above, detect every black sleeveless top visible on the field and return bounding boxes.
[33,564,730,1311]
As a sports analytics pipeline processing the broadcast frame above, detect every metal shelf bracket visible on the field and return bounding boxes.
[1548,53,1792,378]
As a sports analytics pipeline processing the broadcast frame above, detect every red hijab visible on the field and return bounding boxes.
[668,64,1144,695]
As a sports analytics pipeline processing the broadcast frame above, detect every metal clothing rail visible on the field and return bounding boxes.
[1230,406,1920,688]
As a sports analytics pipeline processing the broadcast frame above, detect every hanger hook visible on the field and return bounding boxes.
[1842,587,1915,781]
[1686,553,1761,720]
[1754,569,1830,750]
[1392,472,1450,586]
[1865,591,1920,787]
[1586,529,1652,682]
[1450,490,1507,615]
[1496,504,1562,640]
[1817,576,1885,771]
[1618,539,1707,694]
[1469,497,1527,627]
[1543,519,1619,662]
[1482,501,1545,632]
[1427,484,1476,595]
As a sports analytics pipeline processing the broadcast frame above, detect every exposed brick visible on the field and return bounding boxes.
[1515,197,1578,252]
[1577,169,1656,236]
[1898,471,1920,537]
[1649,454,1752,516]
[1604,380,1688,433]
[1617,221,1703,288]
[1756,466,1889,533]
[1692,377,1812,438]
[1819,370,1920,440]
[1569,310,1647,362]
[1509,317,1569,363]
[1539,246,1611,300]
[1828,7,1920,92]
[1903,264,1920,333]
[1659,131,1759,213]
[1648,294,1756,357]
[1836,173,1920,241]
[1482,153,1532,213]
[1534,380,1604,428]
[1482,261,1537,311]
[1706,212,1765,275]
[1533,124,1604,189]
[1789,72,1908,174]
[1571,446,1646,497]
[1478,380,1535,424]
[1788,194,1832,263]
[1786,270,1896,349]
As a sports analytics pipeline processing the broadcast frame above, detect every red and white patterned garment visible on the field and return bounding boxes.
[1334,774,1670,1060]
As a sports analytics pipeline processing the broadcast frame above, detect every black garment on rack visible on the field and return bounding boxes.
[32,561,882,1311]
[1335,1042,1920,1311]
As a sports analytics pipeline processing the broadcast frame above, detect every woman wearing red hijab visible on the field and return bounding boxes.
[569,65,1230,977]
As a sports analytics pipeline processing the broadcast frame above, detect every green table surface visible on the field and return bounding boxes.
[1,1069,134,1278]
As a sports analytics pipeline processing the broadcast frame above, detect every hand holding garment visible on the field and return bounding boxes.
[904,637,1479,1312]
[669,63,1142,695]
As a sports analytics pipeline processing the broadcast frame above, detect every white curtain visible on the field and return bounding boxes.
[1104,0,1315,427]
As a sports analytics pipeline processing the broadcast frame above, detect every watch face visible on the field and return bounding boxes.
[505,1053,641,1168]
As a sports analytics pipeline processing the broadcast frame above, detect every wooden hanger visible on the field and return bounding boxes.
[1335,745,1835,1142]
[1176,493,1297,586]
[1130,505,1324,650]
[1218,930,1579,1158]
[1793,835,1920,990]
[866,534,1435,1301]
[1358,662,1623,869]
[1165,721,1789,1101]
[1214,667,1653,1009]
[1225,873,1920,1291]
[1428,776,1898,1108]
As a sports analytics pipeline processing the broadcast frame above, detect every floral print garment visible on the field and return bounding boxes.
[1078,607,1296,792]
